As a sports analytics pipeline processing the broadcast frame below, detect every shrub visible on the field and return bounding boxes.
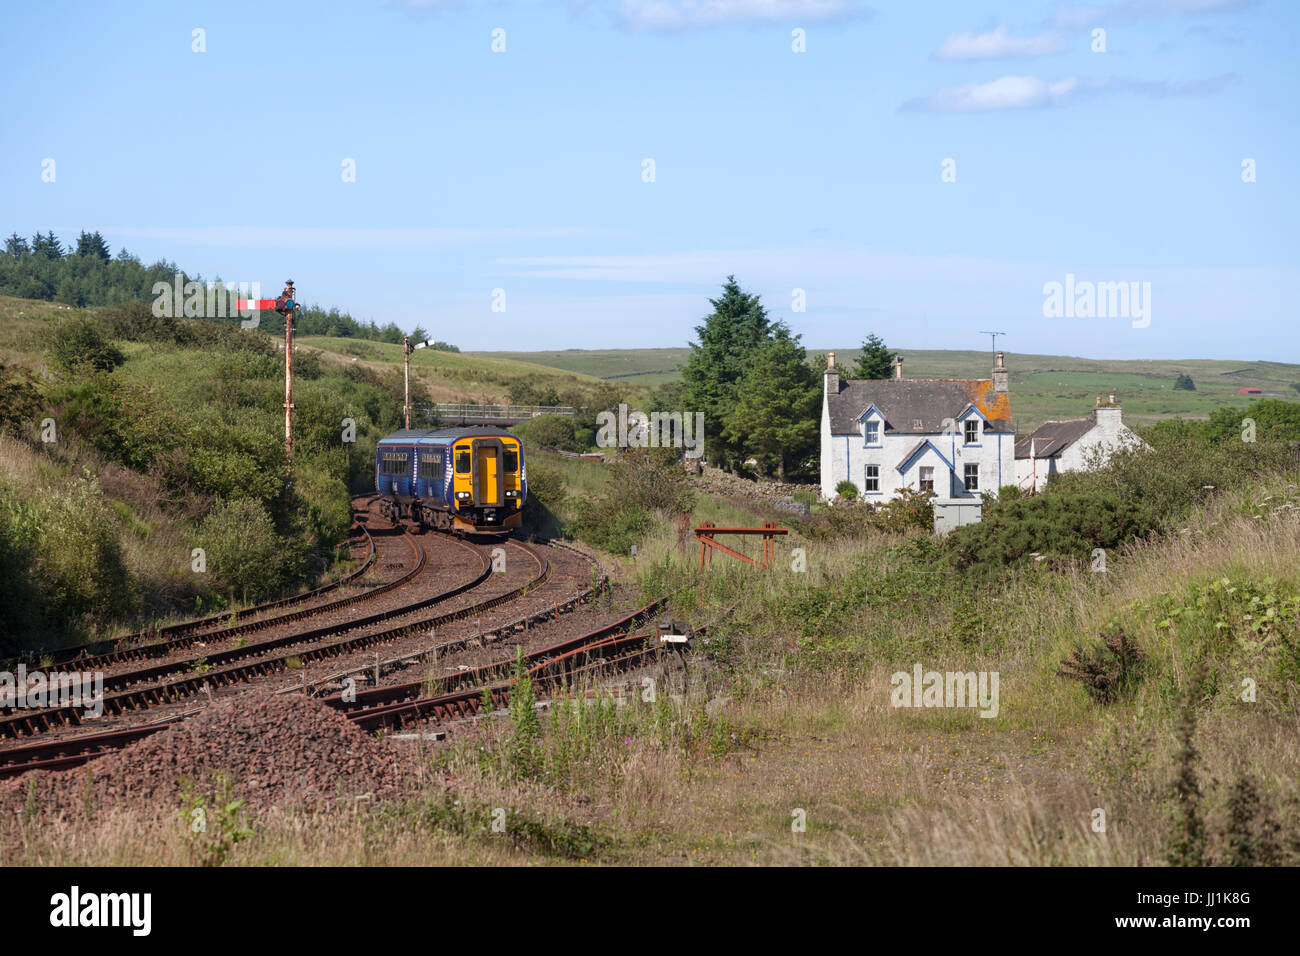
[835,479,857,500]
[945,490,1151,576]
[0,474,139,641]
[1057,626,1147,703]
[0,362,43,438]
[198,498,288,601]
[44,315,123,374]
[521,465,566,537]
[512,414,582,453]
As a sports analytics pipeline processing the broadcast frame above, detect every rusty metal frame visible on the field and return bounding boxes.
[694,521,789,570]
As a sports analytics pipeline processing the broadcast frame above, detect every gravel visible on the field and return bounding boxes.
[1,693,404,818]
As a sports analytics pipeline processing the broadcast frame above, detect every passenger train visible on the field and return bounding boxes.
[375,426,525,535]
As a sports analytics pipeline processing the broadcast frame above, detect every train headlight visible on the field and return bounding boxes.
[456,491,470,499]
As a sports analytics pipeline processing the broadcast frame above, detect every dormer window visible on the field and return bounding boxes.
[964,419,980,444]
[864,420,880,444]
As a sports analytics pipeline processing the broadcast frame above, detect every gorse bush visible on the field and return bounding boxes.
[44,315,124,374]
[0,474,138,645]
[1058,626,1148,704]
[511,414,582,452]
[198,497,292,602]
[945,490,1151,576]
[567,448,693,554]
[796,488,934,540]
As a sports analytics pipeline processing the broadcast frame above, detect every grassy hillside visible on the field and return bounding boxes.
[471,346,1300,432]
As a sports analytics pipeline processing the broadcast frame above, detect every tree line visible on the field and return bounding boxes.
[1,229,447,347]
[671,276,896,480]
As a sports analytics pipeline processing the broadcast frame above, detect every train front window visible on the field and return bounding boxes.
[455,450,471,474]
[503,449,519,473]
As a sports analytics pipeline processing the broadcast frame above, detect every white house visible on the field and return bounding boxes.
[820,352,1017,502]
[1014,395,1147,492]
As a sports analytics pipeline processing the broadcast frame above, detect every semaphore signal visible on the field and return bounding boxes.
[237,281,298,484]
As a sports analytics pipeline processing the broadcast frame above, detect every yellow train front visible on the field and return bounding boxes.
[375,426,525,535]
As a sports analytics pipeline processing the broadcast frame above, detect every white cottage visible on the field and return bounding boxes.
[1014,395,1147,492]
[820,352,1017,502]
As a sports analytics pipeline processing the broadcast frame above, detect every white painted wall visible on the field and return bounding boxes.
[822,417,1015,501]
[1013,407,1146,490]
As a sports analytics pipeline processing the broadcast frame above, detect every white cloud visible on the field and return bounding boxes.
[1052,0,1256,30]
[96,225,615,248]
[618,0,869,31]
[934,25,1064,60]
[904,75,1079,112]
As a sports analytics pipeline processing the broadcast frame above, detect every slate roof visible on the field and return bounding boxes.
[826,378,1014,436]
[1013,418,1096,459]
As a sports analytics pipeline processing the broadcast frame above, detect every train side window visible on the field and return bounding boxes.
[503,449,519,473]
[455,450,471,474]
[419,452,444,480]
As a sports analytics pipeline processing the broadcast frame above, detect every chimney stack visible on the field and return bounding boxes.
[825,351,839,395]
[1093,394,1123,432]
[992,351,1008,393]
[893,355,904,380]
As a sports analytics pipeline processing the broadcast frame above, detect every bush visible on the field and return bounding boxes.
[0,474,138,642]
[607,447,695,514]
[1057,626,1148,703]
[945,490,1151,576]
[198,498,289,601]
[522,465,566,537]
[512,414,582,453]
[835,480,857,500]
[44,315,124,374]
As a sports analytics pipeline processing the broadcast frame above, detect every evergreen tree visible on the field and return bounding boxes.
[4,233,28,259]
[681,276,772,468]
[31,231,64,259]
[724,324,819,479]
[1173,373,1196,391]
[75,230,110,260]
[409,324,429,343]
[852,332,897,379]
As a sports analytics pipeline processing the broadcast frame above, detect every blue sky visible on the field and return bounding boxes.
[2,0,1296,359]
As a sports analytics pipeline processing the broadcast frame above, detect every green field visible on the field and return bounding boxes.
[469,345,1300,431]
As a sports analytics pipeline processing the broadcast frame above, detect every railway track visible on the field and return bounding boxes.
[19,495,391,670]
[0,535,531,737]
[0,595,677,779]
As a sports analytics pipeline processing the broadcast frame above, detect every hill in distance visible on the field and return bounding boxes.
[468,347,1300,431]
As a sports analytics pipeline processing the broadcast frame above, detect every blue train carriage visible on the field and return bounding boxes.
[375,426,525,534]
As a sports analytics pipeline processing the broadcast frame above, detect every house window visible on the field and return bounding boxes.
[964,463,979,491]
[964,419,979,444]
[863,420,880,445]
[864,464,879,492]
[919,466,934,493]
